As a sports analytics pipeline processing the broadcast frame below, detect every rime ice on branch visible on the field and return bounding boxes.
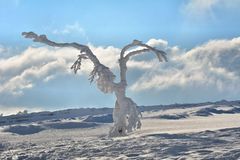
[22,32,167,137]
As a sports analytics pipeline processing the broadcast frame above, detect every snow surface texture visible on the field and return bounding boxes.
[1,100,240,159]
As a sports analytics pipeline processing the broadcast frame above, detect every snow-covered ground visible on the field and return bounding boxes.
[1,100,240,159]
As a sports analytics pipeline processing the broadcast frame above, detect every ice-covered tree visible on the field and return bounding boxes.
[22,32,167,136]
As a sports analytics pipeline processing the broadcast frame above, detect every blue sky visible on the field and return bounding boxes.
[1,0,240,115]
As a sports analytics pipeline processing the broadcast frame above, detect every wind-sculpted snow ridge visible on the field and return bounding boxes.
[152,113,189,120]
[3,125,45,135]
[0,108,113,127]
[0,100,239,127]
[146,104,240,120]
[83,114,113,123]
[138,99,240,112]
[2,122,100,135]
[193,106,240,117]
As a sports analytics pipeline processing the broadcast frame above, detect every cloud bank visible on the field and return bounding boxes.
[182,0,240,20]
[0,39,169,97]
[52,22,89,41]
[130,37,240,95]
[0,37,240,109]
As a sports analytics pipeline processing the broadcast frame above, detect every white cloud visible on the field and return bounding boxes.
[0,45,12,58]
[130,37,240,94]
[0,44,120,96]
[52,22,88,41]
[0,47,79,94]
[1,37,240,101]
[183,0,218,17]
[88,45,120,69]
[182,0,240,20]
[0,39,170,96]
[53,22,83,34]
[0,45,5,53]
[147,38,168,48]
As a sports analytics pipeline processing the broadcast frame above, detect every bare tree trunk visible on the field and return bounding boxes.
[22,32,167,137]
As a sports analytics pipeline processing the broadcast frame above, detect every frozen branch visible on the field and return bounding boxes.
[22,32,100,66]
[119,39,167,83]
[22,31,116,92]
